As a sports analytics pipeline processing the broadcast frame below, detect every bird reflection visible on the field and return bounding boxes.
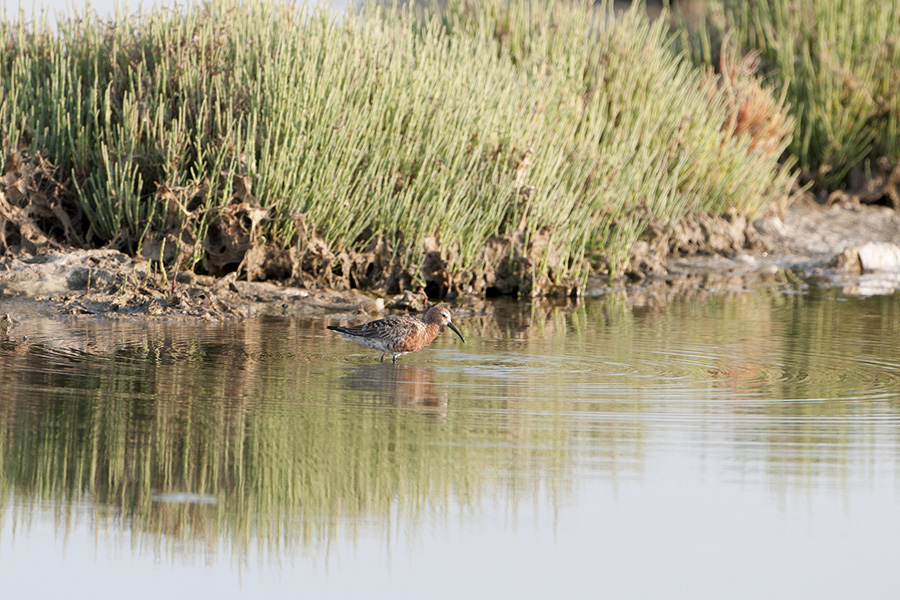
[339,363,448,413]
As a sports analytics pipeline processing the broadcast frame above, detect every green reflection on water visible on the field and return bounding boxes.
[0,288,899,559]
[0,313,582,558]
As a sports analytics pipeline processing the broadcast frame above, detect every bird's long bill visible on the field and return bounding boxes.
[447,322,465,343]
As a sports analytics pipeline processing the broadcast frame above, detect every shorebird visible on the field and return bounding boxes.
[327,304,465,363]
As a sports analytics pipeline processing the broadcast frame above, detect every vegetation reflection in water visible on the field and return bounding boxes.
[0,287,899,562]
[0,313,582,560]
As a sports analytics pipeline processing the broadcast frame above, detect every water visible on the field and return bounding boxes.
[1,288,899,599]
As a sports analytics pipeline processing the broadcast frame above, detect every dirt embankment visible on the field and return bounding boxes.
[0,151,580,303]
[2,193,898,321]
[2,156,900,320]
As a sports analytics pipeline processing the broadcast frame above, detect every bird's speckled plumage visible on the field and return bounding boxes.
[327,304,465,363]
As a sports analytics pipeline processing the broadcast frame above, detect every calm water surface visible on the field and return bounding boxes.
[1,288,899,599]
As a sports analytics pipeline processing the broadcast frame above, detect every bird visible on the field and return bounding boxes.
[327,304,465,363]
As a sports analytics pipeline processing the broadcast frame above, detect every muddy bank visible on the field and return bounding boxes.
[2,194,899,321]
[0,248,406,320]
[615,193,900,301]
[3,143,899,313]
[0,153,577,299]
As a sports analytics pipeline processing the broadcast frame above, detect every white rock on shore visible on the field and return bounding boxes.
[832,242,900,274]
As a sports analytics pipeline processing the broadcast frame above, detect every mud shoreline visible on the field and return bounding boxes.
[1,196,899,323]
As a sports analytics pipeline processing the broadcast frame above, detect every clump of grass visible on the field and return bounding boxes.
[446,1,796,273]
[684,0,900,189]
[0,0,797,294]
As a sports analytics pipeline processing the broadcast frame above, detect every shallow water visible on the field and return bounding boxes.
[1,287,899,599]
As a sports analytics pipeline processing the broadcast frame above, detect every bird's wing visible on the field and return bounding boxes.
[332,317,421,339]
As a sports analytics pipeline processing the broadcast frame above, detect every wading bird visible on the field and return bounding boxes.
[327,304,465,363]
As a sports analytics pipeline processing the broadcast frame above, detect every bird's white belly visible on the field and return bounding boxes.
[340,334,403,356]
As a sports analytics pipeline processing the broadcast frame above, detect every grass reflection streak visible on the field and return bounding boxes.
[0,316,578,561]
[0,289,899,562]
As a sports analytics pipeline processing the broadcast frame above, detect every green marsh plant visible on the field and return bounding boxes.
[0,0,796,293]
[687,0,900,189]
